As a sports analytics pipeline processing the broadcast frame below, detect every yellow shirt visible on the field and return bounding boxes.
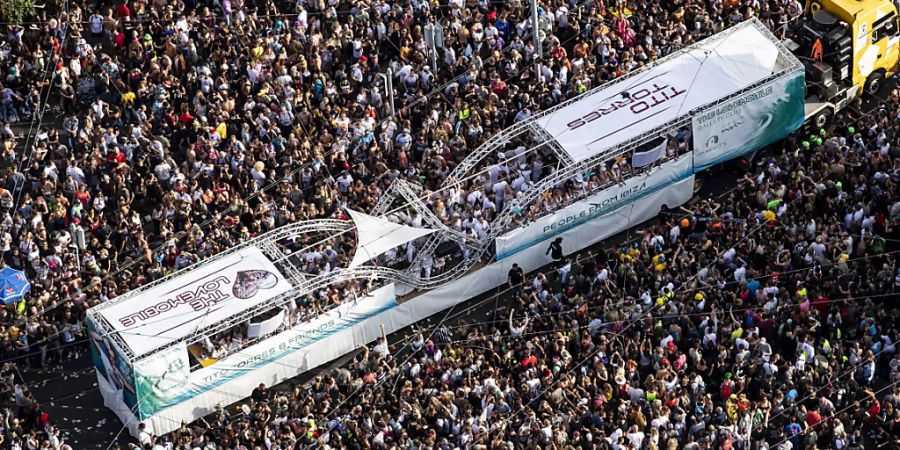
[251,45,264,60]
[652,254,667,272]
[400,46,412,60]
[726,400,739,420]
[216,123,228,139]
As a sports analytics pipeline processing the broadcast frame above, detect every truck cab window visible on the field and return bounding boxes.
[872,14,898,42]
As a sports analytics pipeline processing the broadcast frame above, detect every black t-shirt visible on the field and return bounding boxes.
[251,387,268,403]
[508,266,524,285]
[27,164,42,181]
[693,217,708,234]
[549,241,563,259]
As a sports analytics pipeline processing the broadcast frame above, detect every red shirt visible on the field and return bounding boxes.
[491,79,507,97]
[552,46,566,60]
[74,190,90,205]
[806,410,822,428]
[521,355,537,369]
[114,31,126,50]
[116,3,131,18]
[721,382,733,398]
[867,401,882,422]
[107,150,126,164]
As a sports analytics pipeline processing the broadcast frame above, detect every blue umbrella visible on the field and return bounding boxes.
[0,268,30,305]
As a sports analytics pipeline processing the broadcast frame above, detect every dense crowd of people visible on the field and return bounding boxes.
[0,0,896,448]
[144,112,900,450]
[0,0,735,379]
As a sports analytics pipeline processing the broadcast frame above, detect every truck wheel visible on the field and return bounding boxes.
[865,71,884,96]
[813,108,832,129]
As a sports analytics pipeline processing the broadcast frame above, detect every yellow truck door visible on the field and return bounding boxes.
[855,6,899,94]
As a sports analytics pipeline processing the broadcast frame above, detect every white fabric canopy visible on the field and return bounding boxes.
[97,247,293,357]
[347,209,436,268]
[537,21,782,162]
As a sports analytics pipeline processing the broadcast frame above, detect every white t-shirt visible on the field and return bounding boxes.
[627,430,645,448]
[139,430,153,447]
[90,14,104,34]
[66,166,86,185]
[154,162,172,182]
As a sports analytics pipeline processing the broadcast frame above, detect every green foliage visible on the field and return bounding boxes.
[0,0,35,24]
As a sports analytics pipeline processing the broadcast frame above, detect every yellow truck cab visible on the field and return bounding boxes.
[783,0,899,128]
[807,0,899,94]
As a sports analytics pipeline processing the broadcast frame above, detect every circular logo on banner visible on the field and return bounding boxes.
[232,270,279,299]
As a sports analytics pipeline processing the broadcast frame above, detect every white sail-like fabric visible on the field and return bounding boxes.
[347,209,436,268]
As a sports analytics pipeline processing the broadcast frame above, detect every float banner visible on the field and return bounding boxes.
[134,343,191,419]
[692,71,804,170]
[632,137,668,168]
[538,23,780,162]
[97,247,293,358]
[135,284,398,418]
[88,318,138,411]
[248,309,286,338]
[496,154,693,260]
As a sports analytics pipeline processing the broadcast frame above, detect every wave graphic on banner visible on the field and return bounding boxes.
[135,298,398,418]
[692,73,804,170]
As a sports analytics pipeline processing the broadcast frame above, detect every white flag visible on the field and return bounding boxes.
[632,137,668,168]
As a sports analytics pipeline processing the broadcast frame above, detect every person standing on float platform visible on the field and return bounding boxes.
[547,237,564,262]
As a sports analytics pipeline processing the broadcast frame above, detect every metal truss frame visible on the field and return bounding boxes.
[90,191,486,361]
[443,19,802,242]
